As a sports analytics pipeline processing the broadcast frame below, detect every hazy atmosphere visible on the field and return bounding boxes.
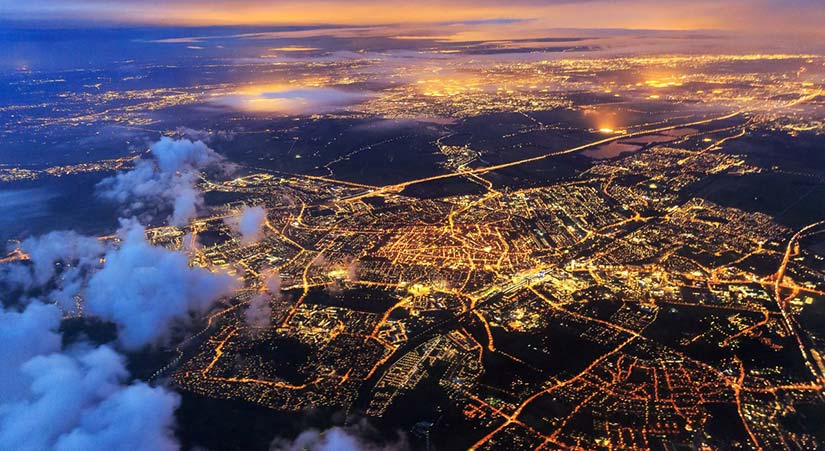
[2,1,825,450]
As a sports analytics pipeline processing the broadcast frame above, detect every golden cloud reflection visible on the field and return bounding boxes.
[212,83,372,114]
[584,107,627,134]
[268,46,322,52]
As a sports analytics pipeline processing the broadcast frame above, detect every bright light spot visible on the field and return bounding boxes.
[408,283,431,296]
[328,269,347,279]
[269,46,320,52]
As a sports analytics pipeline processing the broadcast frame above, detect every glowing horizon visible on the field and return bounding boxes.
[3,0,825,35]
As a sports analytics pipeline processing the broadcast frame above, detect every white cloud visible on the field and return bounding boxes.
[225,205,268,244]
[54,382,180,451]
[244,294,272,328]
[271,421,408,451]
[263,269,282,295]
[0,302,180,451]
[97,137,228,227]
[1,231,106,310]
[0,302,62,400]
[84,219,240,349]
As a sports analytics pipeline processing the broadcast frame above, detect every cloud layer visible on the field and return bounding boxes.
[226,205,268,244]
[97,137,227,227]
[215,87,371,115]
[271,422,409,451]
[0,302,180,451]
[0,221,238,447]
[243,294,272,328]
[1,134,243,451]
[85,219,240,349]
[2,220,240,351]
[1,230,105,309]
